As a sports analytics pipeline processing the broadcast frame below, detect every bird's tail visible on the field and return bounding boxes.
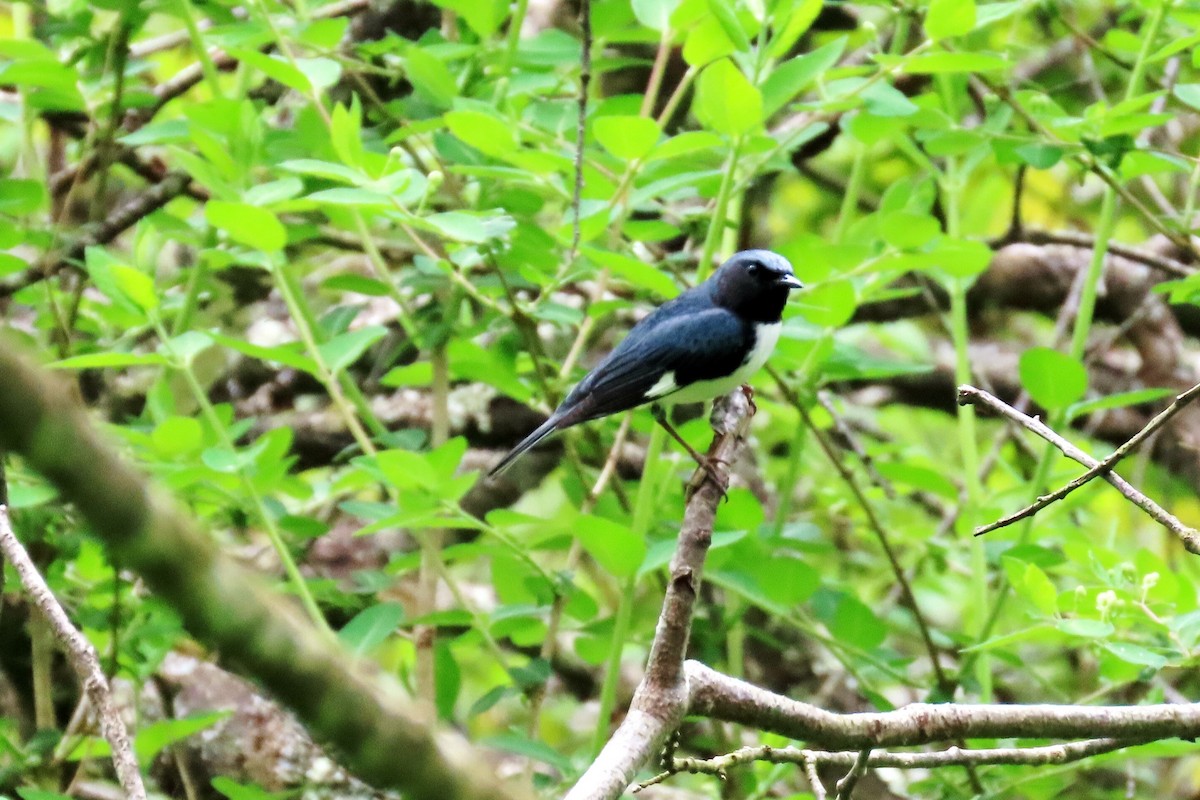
[488,414,562,478]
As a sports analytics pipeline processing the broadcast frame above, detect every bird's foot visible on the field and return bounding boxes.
[685,455,730,502]
[740,383,758,415]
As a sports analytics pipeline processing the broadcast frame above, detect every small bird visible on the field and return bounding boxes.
[488,250,803,479]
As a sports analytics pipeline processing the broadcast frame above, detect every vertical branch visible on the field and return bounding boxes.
[416,343,451,712]
[568,0,592,264]
[0,507,148,800]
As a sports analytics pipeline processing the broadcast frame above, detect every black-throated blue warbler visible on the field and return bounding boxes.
[488,250,802,479]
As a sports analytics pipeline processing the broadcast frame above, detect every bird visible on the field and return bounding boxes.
[488,249,803,481]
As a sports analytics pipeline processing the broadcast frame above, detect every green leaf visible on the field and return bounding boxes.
[861,81,919,117]
[683,15,736,67]
[50,352,167,369]
[582,247,679,296]
[1014,142,1064,169]
[152,416,205,457]
[430,0,505,36]
[1174,84,1200,111]
[594,115,661,160]
[928,237,992,278]
[295,57,342,90]
[330,98,365,167]
[208,332,318,374]
[445,110,518,157]
[706,0,751,53]
[229,49,309,92]
[0,179,47,214]
[575,517,646,578]
[405,47,457,108]
[926,0,976,40]
[134,713,227,762]
[205,201,287,252]
[797,279,855,327]
[112,265,158,313]
[767,0,822,59]
[633,0,682,31]
[278,158,363,183]
[1057,618,1114,638]
[339,602,406,655]
[1020,562,1058,616]
[1104,642,1167,669]
[1019,347,1088,409]
[880,212,940,249]
[211,777,282,800]
[423,211,491,243]
[318,325,388,373]
[694,58,762,135]
[0,252,27,277]
[761,38,846,118]
[1067,387,1173,421]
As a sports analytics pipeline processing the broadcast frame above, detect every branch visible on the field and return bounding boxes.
[0,506,147,800]
[686,662,1200,746]
[564,389,755,800]
[996,230,1195,279]
[975,381,1200,536]
[0,342,530,800]
[956,385,1200,553]
[1,172,192,299]
[833,748,871,800]
[636,734,1155,788]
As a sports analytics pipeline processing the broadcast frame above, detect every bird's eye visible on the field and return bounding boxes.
[747,262,764,276]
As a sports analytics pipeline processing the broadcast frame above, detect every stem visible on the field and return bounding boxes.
[415,343,450,710]
[772,420,809,537]
[699,134,744,279]
[154,318,330,633]
[833,151,866,243]
[174,0,224,98]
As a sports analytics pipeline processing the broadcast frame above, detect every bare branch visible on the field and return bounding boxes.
[833,748,871,800]
[0,506,147,800]
[976,381,1200,536]
[564,389,755,800]
[956,385,1200,553]
[637,734,1154,786]
[1,172,192,299]
[687,662,1200,746]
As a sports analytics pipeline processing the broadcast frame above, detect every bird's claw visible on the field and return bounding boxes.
[686,456,730,502]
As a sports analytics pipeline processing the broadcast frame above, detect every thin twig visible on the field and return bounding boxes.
[636,734,1154,788]
[976,381,1200,536]
[2,172,192,299]
[834,748,871,800]
[771,369,952,695]
[991,229,1194,278]
[957,385,1200,553]
[805,752,827,800]
[567,0,591,264]
[0,506,147,800]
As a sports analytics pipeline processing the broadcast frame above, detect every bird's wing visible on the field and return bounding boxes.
[558,306,749,424]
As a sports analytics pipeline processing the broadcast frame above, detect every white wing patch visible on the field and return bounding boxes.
[646,370,678,399]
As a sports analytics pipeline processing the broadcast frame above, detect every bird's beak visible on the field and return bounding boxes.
[777,274,803,290]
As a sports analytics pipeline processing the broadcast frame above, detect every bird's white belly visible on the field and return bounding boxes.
[650,322,782,405]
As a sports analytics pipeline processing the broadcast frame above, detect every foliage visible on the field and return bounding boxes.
[2,0,1200,798]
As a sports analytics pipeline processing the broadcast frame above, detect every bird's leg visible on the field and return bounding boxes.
[651,405,729,498]
[740,383,757,415]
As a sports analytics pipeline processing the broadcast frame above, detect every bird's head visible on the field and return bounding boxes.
[711,250,803,323]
